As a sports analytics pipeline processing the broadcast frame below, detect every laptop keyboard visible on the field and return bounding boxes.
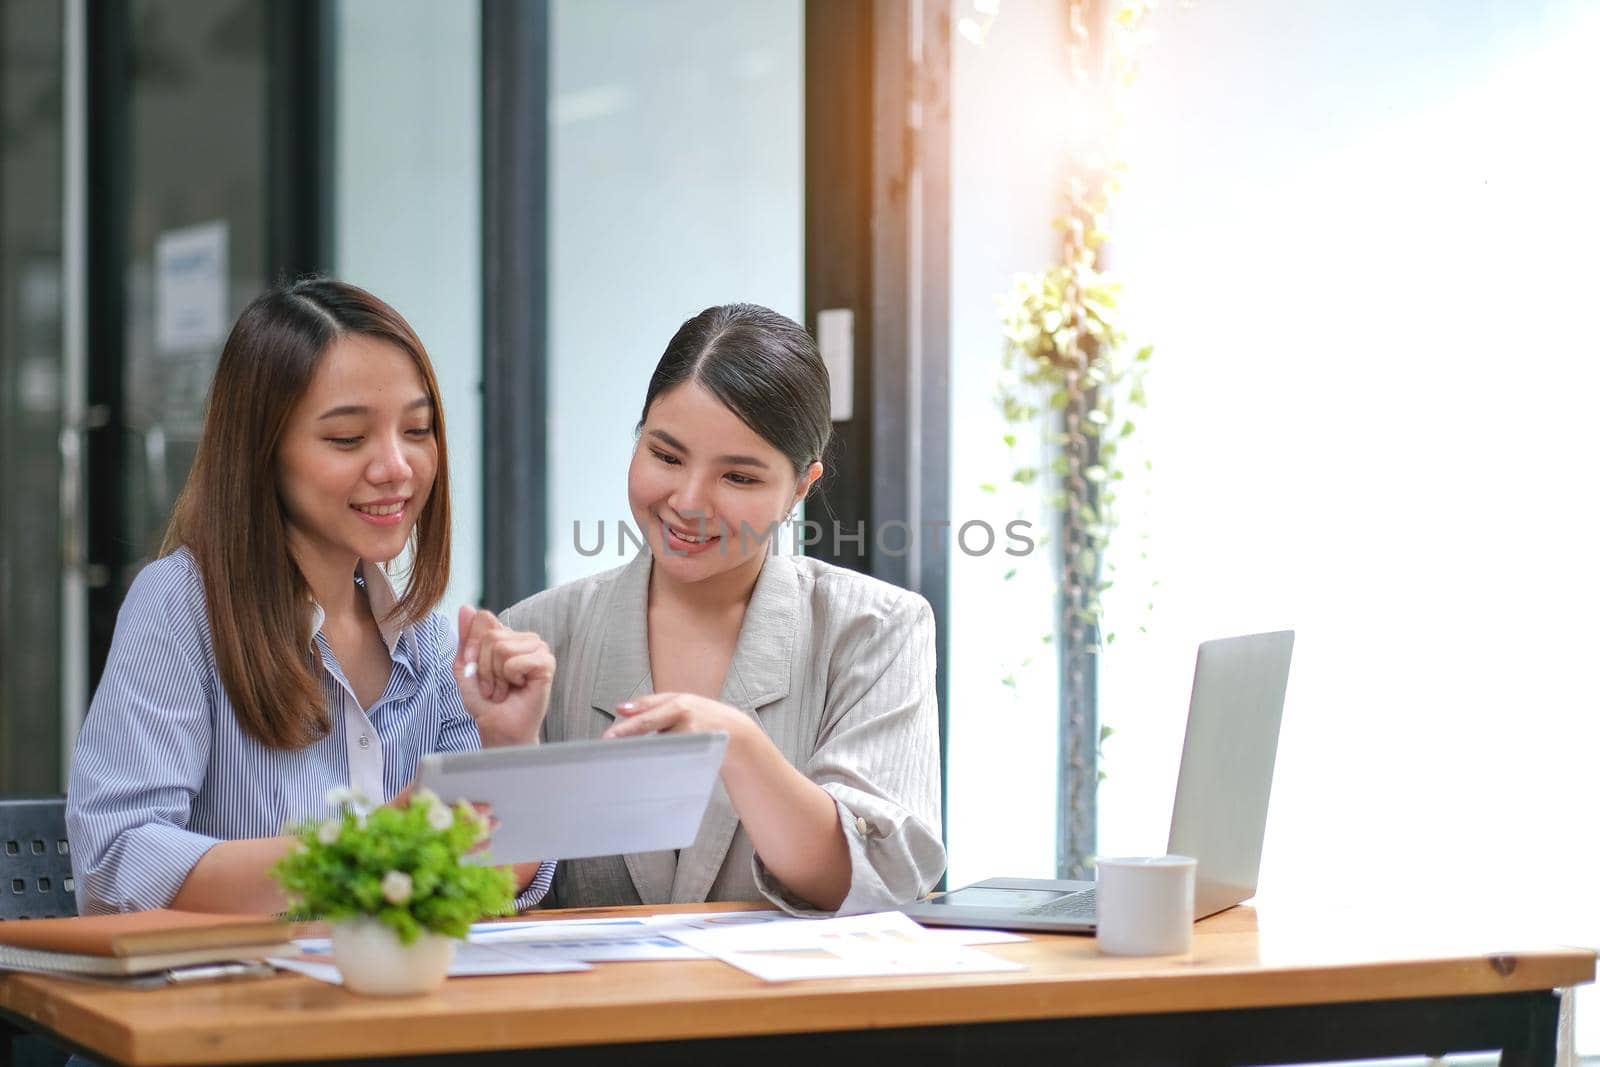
[1021,890,1097,920]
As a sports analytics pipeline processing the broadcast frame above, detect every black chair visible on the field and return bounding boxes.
[0,798,77,1066]
[0,798,77,920]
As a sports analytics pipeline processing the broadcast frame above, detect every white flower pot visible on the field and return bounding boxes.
[330,918,455,996]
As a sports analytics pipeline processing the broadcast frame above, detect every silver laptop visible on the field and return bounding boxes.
[902,630,1294,933]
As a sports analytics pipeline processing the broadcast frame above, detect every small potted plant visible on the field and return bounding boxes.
[273,786,515,995]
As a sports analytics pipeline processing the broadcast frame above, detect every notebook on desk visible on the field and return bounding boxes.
[0,909,298,976]
[902,630,1295,934]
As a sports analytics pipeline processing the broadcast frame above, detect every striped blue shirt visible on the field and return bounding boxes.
[66,548,554,914]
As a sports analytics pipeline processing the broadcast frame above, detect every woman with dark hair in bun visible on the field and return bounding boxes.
[503,303,945,915]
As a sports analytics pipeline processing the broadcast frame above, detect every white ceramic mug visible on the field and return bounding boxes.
[1095,854,1198,956]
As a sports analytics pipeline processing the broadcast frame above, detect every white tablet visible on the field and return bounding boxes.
[415,732,729,864]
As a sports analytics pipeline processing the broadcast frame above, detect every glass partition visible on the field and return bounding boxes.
[546,0,804,585]
[0,0,66,792]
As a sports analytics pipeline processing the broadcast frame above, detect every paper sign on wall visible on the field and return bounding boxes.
[155,221,229,353]
[817,308,854,422]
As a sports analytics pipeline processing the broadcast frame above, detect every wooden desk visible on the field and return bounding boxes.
[1,904,1593,1067]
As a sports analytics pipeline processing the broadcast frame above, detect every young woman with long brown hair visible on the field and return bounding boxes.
[66,278,553,915]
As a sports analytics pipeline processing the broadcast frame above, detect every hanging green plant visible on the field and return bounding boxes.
[996,212,1152,621]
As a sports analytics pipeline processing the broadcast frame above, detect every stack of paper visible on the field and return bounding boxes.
[665,911,1026,982]
[270,910,1027,985]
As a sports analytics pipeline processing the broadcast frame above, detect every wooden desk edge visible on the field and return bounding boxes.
[0,911,1593,1066]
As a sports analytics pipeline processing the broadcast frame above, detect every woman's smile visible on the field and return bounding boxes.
[661,514,722,555]
[352,496,411,526]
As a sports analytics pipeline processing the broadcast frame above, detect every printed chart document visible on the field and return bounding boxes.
[269,913,1030,982]
[665,910,1026,982]
[468,910,793,961]
[269,938,591,984]
[268,914,781,979]
[465,910,1026,962]
[466,918,701,963]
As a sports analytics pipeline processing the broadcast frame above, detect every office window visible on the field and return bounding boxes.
[336,0,483,611]
[1097,1,1600,1056]
[0,0,66,792]
[545,0,804,586]
[946,0,1079,887]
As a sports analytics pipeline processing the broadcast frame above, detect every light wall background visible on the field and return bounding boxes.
[335,0,483,614]
[546,0,804,587]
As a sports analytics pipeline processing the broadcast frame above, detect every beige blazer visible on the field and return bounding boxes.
[500,550,946,915]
